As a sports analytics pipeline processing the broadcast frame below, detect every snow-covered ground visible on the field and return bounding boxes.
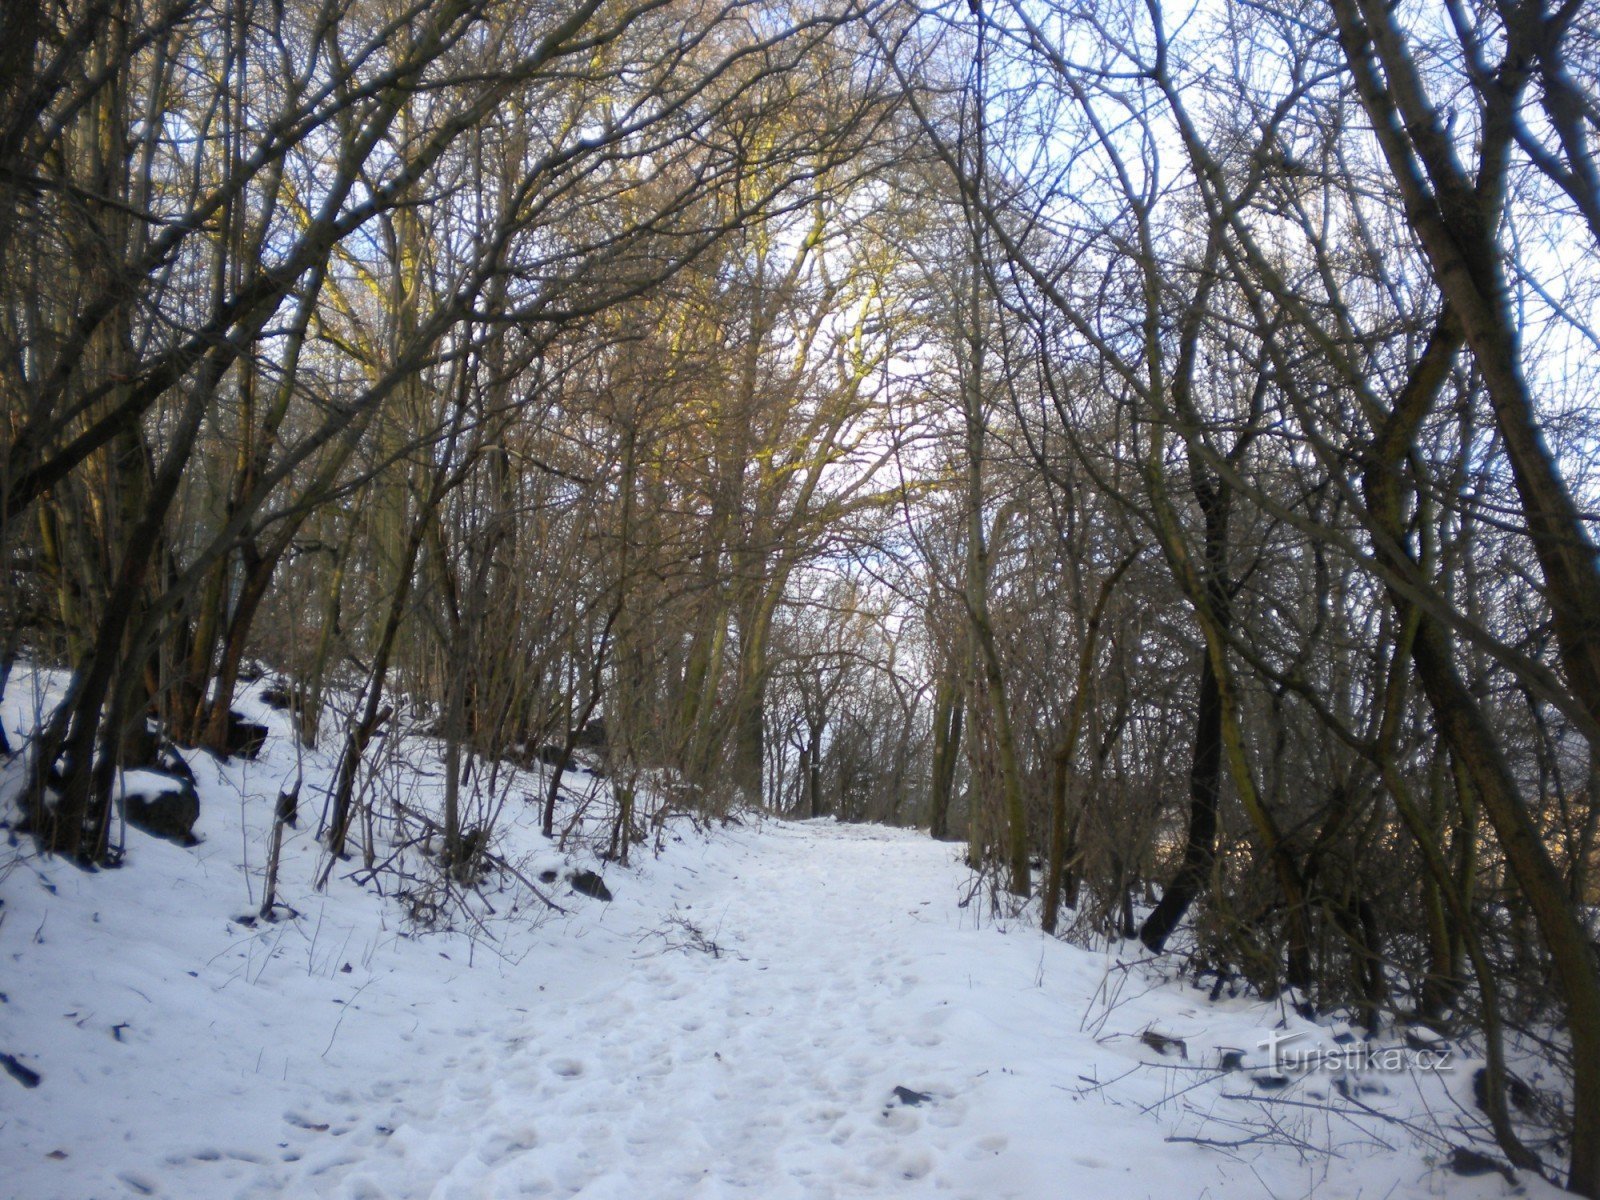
[0,669,1553,1199]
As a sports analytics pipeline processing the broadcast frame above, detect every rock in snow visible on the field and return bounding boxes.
[568,868,613,901]
[119,769,200,844]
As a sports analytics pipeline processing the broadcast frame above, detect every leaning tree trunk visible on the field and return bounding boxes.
[32,372,214,859]
[1139,640,1223,952]
[319,507,431,874]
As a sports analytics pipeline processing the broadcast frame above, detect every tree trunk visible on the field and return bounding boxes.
[320,511,430,871]
[1139,643,1223,952]
[928,676,963,840]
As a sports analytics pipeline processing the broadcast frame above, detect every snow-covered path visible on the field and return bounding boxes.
[3,790,1538,1200]
[242,819,1125,1200]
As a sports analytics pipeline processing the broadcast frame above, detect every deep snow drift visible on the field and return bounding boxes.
[0,670,1555,1199]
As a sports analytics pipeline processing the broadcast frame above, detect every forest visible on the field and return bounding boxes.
[2,0,1599,1193]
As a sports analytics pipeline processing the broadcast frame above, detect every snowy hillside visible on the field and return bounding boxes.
[0,670,1553,1199]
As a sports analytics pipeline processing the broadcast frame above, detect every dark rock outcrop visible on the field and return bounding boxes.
[569,869,612,901]
[121,771,200,844]
[224,712,268,759]
[261,681,295,711]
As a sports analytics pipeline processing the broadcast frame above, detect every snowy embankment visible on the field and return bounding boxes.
[1,669,1550,1199]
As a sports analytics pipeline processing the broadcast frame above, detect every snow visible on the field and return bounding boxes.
[0,668,1558,1199]
[118,770,192,797]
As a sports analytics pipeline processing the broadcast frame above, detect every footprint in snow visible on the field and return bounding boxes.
[476,1125,539,1164]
